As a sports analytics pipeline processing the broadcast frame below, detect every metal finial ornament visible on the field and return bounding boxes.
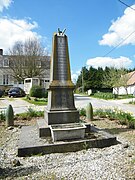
[58,28,66,35]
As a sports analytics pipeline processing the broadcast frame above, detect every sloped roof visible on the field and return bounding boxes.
[127,71,135,85]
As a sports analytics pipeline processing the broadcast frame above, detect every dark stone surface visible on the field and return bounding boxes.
[45,32,79,125]
[37,119,91,137]
[44,107,79,125]
[47,89,76,110]
[18,124,118,157]
[36,119,51,137]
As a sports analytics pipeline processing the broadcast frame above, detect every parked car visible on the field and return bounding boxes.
[8,87,26,97]
[0,89,4,97]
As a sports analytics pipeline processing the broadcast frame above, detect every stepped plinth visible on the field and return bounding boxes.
[17,29,117,157]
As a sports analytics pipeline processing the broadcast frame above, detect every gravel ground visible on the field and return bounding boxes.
[0,119,135,180]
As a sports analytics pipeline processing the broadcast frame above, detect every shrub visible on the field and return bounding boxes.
[92,92,113,100]
[94,108,135,129]
[15,108,44,120]
[0,110,6,121]
[129,100,135,105]
[79,108,86,116]
[128,119,135,129]
[30,85,48,98]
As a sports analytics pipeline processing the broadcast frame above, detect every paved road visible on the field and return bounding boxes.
[0,95,135,116]
[74,94,135,116]
[0,97,44,114]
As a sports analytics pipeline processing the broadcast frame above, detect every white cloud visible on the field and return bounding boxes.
[0,17,41,52]
[71,69,81,83]
[0,0,12,12]
[86,56,132,69]
[99,4,135,46]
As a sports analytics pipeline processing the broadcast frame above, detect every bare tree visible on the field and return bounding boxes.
[8,37,50,83]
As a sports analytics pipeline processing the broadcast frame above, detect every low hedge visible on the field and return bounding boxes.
[30,85,48,98]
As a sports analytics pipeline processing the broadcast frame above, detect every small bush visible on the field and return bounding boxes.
[129,100,135,105]
[0,110,6,121]
[94,108,135,129]
[15,108,44,120]
[92,92,114,100]
[79,108,86,116]
[128,119,135,129]
[30,85,48,98]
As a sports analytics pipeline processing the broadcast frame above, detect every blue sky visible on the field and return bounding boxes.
[0,0,135,81]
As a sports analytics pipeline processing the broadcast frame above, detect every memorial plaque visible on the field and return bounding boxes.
[45,29,79,124]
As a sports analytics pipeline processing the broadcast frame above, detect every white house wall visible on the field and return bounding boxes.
[113,85,135,95]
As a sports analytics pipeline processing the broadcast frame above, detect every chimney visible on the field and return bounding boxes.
[0,49,3,55]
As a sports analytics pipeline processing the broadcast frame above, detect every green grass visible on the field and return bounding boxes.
[94,108,135,129]
[91,92,114,100]
[117,94,133,99]
[91,92,133,100]
[79,108,86,116]
[79,107,135,129]
[0,110,6,121]
[15,108,44,120]
[129,100,135,105]
[23,97,48,106]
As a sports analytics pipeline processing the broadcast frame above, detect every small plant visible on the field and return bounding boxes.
[15,108,44,120]
[94,108,135,129]
[83,141,89,150]
[23,96,47,106]
[79,108,86,116]
[129,100,135,105]
[27,108,37,117]
[0,110,6,121]
[92,92,114,100]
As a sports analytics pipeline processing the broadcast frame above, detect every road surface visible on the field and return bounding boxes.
[74,94,135,116]
[0,95,135,116]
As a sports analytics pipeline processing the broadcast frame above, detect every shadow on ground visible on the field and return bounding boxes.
[0,165,40,179]
[102,127,134,135]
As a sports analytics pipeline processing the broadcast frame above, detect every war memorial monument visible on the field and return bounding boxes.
[18,29,117,156]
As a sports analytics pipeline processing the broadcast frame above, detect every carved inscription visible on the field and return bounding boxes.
[56,36,68,80]
[52,89,74,109]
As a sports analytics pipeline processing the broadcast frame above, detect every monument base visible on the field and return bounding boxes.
[44,107,79,125]
[18,120,118,157]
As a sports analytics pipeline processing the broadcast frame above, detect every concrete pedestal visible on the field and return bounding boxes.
[44,107,79,125]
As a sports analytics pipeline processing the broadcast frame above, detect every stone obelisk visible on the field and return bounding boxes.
[45,29,79,125]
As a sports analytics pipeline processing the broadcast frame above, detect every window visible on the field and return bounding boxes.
[25,79,31,83]
[3,74,9,85]
[36,61,41,67]
[0,75,2,85]
[3,58,9,67]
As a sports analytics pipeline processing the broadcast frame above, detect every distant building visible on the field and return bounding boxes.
[0,49,50,90]
[113,71,135,95]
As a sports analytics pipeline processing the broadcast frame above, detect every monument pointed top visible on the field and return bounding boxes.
[57,28,66,36]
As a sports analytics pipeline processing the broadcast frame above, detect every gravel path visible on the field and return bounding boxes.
[0,124,135,180]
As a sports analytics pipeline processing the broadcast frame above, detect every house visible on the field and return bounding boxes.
[0,49,50,90]
[113,71,135,95]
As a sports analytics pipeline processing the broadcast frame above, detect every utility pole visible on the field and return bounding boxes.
[82,68,84,93]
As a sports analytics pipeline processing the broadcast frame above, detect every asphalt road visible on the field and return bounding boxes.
[74,94,135,116]
[0,95,135,116]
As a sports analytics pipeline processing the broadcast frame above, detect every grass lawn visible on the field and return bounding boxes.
[23,97,48,106]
